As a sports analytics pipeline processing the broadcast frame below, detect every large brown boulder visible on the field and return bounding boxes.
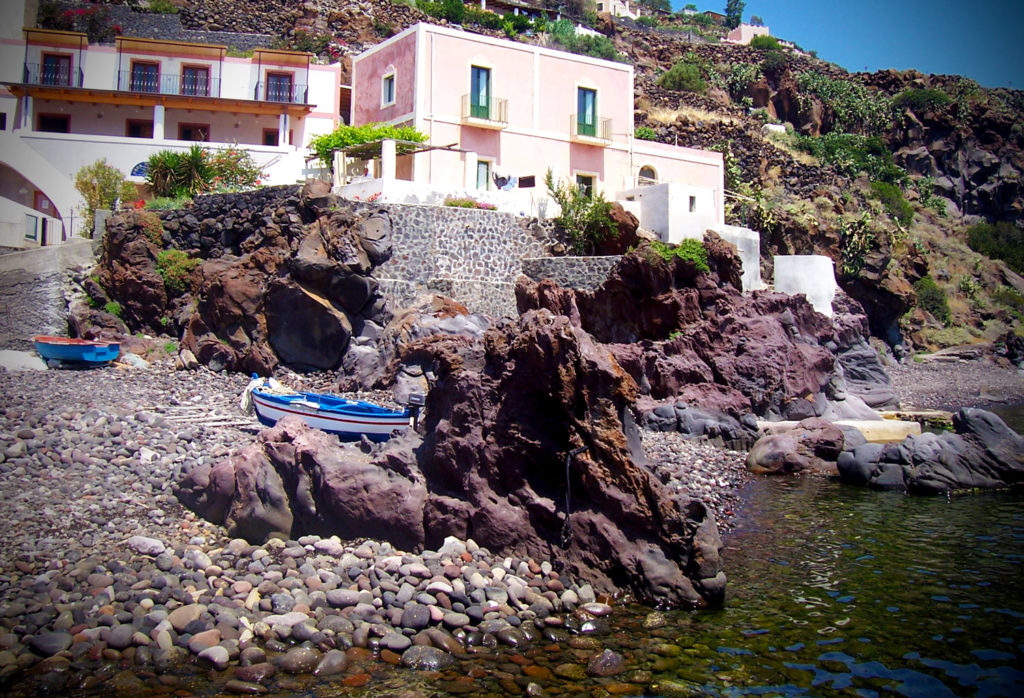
[179,310,726,609]
[91,183,393,373]
[517,237,841,419]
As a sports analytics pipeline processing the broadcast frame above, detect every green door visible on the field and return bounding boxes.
[471,66,490,119]
[577,87,596,137]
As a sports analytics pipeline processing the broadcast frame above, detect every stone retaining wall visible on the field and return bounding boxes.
[0,240,94,349]
[365,203,554,319]
[521,256,622,292]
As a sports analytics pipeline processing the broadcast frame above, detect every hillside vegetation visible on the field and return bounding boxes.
[160,0,1024,353]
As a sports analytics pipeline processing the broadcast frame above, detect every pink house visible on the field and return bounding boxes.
[724,23,771,45]
[346,23,724,235]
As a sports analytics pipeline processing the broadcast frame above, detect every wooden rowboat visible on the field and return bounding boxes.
[246,376,411,442]
[31,335,120,364]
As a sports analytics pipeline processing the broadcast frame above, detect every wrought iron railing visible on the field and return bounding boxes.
[116,70,220,97]
[460,94,509,125]
[23,62,84,88]
[255,81,308,104]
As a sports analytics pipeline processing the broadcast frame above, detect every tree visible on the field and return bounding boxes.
[74,159,137,237]
[684,3,698,10]
[636,0,671,12]
[725,0,744,29]
[750,14,764,26]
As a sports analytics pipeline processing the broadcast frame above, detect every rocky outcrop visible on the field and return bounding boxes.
[86,182,393,373]
[179,309,726,609]
[745,418,848,475]
[517,237,894,420]
[837,408,1024,493]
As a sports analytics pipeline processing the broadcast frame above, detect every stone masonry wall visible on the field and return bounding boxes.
[0,240,95,349]
[521,256,623,292]
[366,203,554,319]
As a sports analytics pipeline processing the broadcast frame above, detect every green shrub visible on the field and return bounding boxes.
[635,125,657,141]
[104,301,122,317]
[749,35,781,50]
[893,88,951,113]
[914,275,950,325]
[443,196,496,210]
[794,132,906,184]
[208,146,262,191]
[156,249,200,295]
[966,221,1024,275]
[727,62,761,96]
[760,49,790,76]
[650,239,710,272]
[658,62,706,93]
[146,0,179,13]
[544,169,618,254]
[546,19,626,62]
[135,210,165,245]
[869,181,913,226]
[74,159,138,237]
[146,145,213,197]
[145,195,193,210]
[308,122,427,167]
[796,71,893,134]
[636,16,660,28]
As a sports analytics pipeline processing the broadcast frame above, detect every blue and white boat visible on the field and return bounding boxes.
[243,375,411,441]
[32,335,120,364]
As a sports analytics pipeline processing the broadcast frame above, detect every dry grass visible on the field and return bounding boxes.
[642,102,739,127]
[762,130,819,167]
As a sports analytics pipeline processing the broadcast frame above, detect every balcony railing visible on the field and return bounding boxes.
[23,62,84,88]
[116,70,221,97]
[570,114,612,144]
[255,81,308,104]
[460,94,509,128]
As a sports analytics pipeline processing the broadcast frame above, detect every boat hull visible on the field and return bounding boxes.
[250,389,410,442]
[31,336,120,363]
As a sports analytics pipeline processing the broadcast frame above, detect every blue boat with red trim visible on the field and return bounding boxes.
[32,335,120,364]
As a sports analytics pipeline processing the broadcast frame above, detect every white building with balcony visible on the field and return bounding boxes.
[0,25,341,246]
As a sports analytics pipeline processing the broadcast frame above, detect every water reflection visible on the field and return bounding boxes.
[652,477,1024,696]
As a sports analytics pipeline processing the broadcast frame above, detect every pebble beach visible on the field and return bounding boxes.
[0,360,745,695]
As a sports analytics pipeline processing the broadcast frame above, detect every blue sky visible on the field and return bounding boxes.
[674,1,1024,89]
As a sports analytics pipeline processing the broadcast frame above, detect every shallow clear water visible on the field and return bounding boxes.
[646,476,1024,696]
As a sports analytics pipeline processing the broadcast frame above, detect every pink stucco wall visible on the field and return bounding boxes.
[351,30,416,125]
[351,24,723,209]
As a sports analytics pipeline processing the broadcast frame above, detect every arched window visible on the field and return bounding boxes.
[638,165,657,186]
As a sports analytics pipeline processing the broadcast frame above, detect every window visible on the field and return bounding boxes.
[381,72,395,107]
[476,160,491,190]
[689,195,697,213]
[181,66,210,96]
[125,119,154,138]
[576,173,595,197]
[42,54,71,86]
[266,72,293,102]
[470,66,490,119]
[577,87,597,137]
[0,113,7,131]
[37,113,69,133]
[263,128,293,146]
[130,62,159,93]
[178,123,210,141]
[639,165,657,185]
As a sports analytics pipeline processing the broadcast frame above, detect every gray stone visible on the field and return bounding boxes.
[400,644,456,671]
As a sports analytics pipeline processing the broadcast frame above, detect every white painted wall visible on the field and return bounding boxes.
[774,255,837,316]
[616,182,718,244]
[20,131,303,187]
[0,131,84,238]
[710,224,762,292]
[0,197,61,248]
